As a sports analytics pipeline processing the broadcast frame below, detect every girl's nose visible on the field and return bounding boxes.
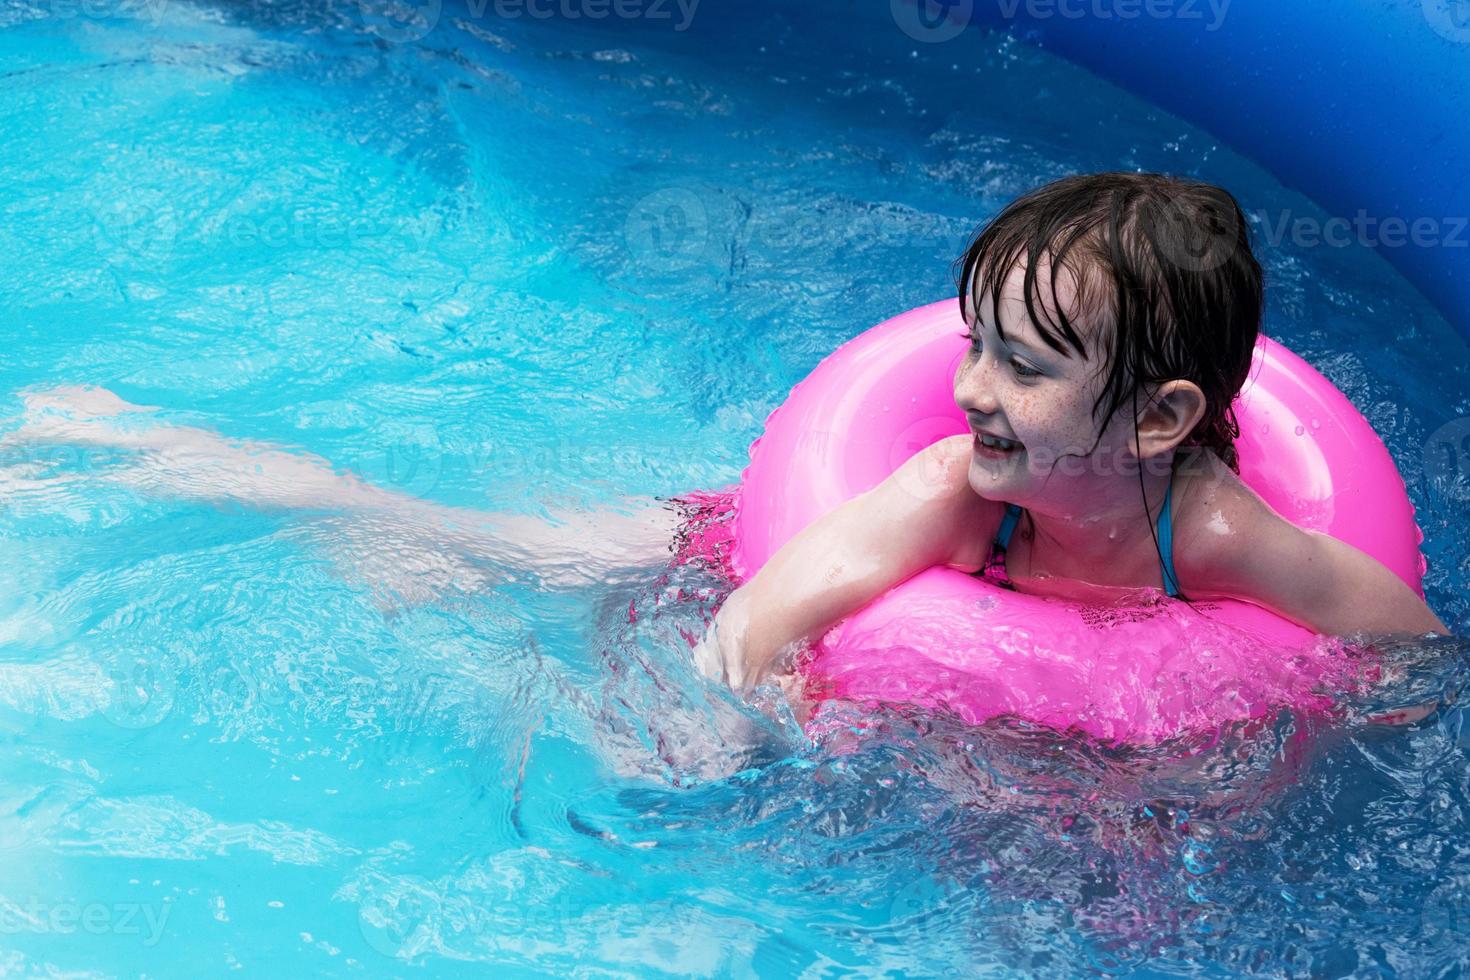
[955,357,1001,416]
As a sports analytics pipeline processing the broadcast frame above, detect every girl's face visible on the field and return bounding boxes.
[952,257,1142,508]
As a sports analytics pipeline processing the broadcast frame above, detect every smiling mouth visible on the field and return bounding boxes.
[974,432,1023,454]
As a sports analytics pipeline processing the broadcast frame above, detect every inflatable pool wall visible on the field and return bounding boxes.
[888,0,1470,342]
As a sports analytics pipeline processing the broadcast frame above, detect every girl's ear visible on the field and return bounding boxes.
[1133,380,1207,458]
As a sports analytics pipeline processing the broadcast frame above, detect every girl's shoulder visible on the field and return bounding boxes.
[923,434,1009,573]
[1170,446,1283,593]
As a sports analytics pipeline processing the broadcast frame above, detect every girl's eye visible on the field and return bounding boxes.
[961,329,1041,379]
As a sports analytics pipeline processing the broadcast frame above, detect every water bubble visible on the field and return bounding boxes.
[1294,425,1305,436]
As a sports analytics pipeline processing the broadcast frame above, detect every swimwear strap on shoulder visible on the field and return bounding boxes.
[996,503,1023,551]
[1159,478,1181,598]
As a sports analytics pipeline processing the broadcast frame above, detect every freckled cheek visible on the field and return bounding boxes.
[1009,391,1092,449]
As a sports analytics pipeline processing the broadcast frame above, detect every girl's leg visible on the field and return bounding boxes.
[1,384,682,601]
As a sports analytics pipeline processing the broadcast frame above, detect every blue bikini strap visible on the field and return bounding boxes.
[1159,478,1181,598]
[995,489,1179,595]
[995,503,1023,551]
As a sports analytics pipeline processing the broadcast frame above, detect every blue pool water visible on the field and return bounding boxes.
[1,1,1469,975]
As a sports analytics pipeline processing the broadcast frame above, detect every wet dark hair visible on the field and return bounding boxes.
[952,171,1264,599]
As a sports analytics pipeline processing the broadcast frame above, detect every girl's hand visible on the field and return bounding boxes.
[691,615,750,692]
[691,613,814,727]
[693,590,796,694]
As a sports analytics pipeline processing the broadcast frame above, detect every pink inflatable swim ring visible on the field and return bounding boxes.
[727,300,1428,744]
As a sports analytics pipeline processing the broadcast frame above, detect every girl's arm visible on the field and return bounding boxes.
[699,434,994,692]
[1,385,681,596]
[1186,488,1450,638]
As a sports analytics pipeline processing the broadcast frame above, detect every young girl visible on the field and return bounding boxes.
[698,172,1449,694]
[2,173,1450,711]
